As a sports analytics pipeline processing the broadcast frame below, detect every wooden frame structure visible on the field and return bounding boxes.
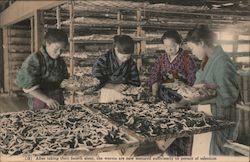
[0,0,249,157]
[0,0,249,96]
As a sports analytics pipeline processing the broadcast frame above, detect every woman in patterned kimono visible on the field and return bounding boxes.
[92,35,141,92]
[16,29,69,110]
[185,25,240,155]
[148,29,197,99]
[148,29,197,156]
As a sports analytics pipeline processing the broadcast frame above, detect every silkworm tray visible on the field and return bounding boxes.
[0,105,139,156]
[87,100,235,143]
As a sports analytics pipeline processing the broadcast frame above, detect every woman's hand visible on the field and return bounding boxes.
[149,96,160,103]
[170,98,191,107]
[193,83,205,88]
[152,83,159,97]
[113,84,128,92]
[105,83,128,92]
[28,88,61,109]
[46,98,60,109]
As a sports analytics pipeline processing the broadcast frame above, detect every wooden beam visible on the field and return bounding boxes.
[223,140,249,156]
[0,1,66,27]
[34,10,44,53]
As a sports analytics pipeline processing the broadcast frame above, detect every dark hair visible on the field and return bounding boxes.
[161,29,183,44]
[44,29,68,45]
[113,35,134,54]
[185,25,217,47]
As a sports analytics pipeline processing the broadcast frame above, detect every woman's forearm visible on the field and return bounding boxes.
[28,89,50,103]
[152,83,159,96]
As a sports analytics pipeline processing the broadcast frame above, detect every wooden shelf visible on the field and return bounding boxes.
[61,17,146,27]
[74,39,113,44]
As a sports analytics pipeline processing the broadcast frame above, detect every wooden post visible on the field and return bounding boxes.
[69,0,75,77]
[30,17,34,53]
[117,10,122,35]
[140,29,146,60]
[0,28,3,92]
[136,9,142,72]
[3,27,10,93]
[9,0,13,6]
[34,10,44,53]
[56,6,61,29]
[69,0,75,103]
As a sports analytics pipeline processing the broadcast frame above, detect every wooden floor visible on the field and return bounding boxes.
[0,93,29,113]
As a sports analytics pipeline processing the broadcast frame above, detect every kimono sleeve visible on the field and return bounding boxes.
[186,56,197,86]
[92,55,109,84]
[61,59,69,79]
[148,56,162,87]
[214,60,240,108]
[128,60,141,87]
[16,54,41,90]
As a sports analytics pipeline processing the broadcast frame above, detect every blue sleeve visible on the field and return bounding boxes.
[16,54,41,89]
[214,59,240,108]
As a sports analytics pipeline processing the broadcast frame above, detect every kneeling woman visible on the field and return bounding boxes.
[16,29,69,110]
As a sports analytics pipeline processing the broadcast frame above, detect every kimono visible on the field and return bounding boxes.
[92,49,141,88]
[195,45,240,155]
[148,48,196,87]
[16,46,69,110]
[148,48,197,156]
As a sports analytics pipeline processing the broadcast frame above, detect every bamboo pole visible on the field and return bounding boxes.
[56,6,61,29]
[136,9,142,72]
[117,10,121,35]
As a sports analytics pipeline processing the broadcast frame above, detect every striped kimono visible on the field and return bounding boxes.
[92,49,141,88]
[195,46,240,155]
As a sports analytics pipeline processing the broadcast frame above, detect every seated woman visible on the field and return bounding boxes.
[16,29,69,110]
[92,35,140,94]
[185,25,240,155]
[148,29,197,156]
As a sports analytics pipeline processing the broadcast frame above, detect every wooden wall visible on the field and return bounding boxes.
[2,26,31,93]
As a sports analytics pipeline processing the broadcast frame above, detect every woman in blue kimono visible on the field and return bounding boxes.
[92,35,141,92]
[185,25,240,155]
[16,29,69,110]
